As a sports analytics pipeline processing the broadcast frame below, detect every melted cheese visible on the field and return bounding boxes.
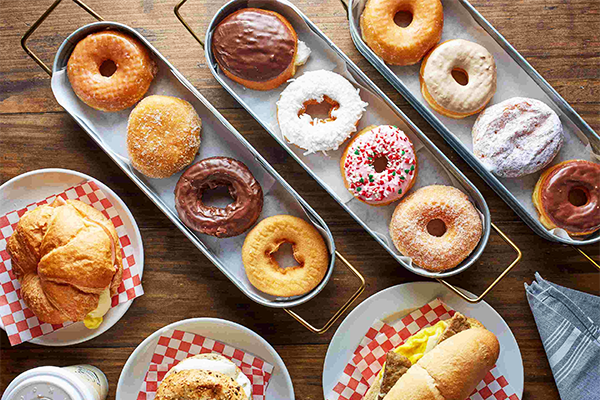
[84,287,111,329]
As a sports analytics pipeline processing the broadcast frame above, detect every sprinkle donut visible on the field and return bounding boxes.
[277,70,368,154]
[341,125,418,205]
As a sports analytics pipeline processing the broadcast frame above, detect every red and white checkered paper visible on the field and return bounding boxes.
[328,298,520,400]
[0,181,143,346]
[137,329,274,400]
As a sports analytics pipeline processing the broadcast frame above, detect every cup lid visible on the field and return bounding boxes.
[2,367,89,400]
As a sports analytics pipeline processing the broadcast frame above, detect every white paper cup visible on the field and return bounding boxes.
[2,365,108,400]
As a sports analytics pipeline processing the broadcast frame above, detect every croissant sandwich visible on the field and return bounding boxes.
[6,198,123,329]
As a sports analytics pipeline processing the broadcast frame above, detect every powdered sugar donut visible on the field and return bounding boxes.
[276,70,368,154]
[341,125,418,205]
[472,97,563,178]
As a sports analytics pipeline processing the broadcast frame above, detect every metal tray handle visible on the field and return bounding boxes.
[285,251,366,334]
[175,0,205,49]
[438,223,521,303]
[21,0,103,76]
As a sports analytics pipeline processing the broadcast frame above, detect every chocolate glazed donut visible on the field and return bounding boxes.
[174,157,263,238]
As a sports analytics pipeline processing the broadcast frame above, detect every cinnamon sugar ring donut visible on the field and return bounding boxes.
[242,215,329,297]
[389,185,483,272]
[420,39,496,119]
[360,0,443,66]
[67,30,157,112]
[533,160,600,237]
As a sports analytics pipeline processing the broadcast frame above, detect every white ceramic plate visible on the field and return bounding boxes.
[0,168,144,346]
[117,318,294,399]
[322,282,524,398]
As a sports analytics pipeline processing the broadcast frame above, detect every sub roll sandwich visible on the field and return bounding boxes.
[365,312,500,400]
[155,353,252,400]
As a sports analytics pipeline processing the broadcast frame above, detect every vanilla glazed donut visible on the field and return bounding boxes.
[389,185,483,272]
[360,0,443,66]
[276,70,368,154]
[420,39,496,119]
[242,215,329,297]
[473,97,563,178]
[67,30,157,112]
[341,125,418,206]
[533,160,600,237]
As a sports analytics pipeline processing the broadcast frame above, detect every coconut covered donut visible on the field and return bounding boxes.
[420,39,496,119]
[473,97,564,178]
[360,0,443,66]
[389,185,483,272]
[276,70,368,154]
[341,125,418,206]
[242,215,329,297]
[67,30,157,112]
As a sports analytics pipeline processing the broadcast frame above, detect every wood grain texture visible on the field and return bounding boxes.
[1,0,599,399]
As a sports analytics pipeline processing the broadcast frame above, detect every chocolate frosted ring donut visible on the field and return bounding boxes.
[174,157,263,238]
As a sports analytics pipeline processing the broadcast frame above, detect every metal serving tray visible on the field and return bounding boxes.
[20,0,367,330]
[346,0,600,249]
[175,0,522,302]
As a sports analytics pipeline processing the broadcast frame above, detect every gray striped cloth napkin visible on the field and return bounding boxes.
[525,273,600,400]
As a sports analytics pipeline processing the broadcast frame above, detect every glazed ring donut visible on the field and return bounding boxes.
[341,125,418,206]
[242,215,329,297]
[174,157,263,238]
[360,0,443,65]
[127,95,202,179]
[472,97,563,178]
[277,70,368,154]
[389,185,483,272]
[533,160,600,237]
[420,39,496,119]
[67,30,157,112]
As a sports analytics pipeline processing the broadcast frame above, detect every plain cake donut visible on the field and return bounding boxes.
[473,97,564,178]
[277,70,368,154]
[242,215,329,297]
[127,95,202,179]
[360,0,443,65]
[420,39,496,119]
[67,30,157,112]
[341,125,418,206]
[533,160,600,237]
[389,185,483,272]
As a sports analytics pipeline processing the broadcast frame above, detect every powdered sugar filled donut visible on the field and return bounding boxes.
[341,125,418,205]
[473,97,563,178]
[276,70,368,154]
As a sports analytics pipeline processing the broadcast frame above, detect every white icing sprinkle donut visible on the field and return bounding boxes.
[276,70,368,154]
[473,97,564,178]
[341,125,418,205]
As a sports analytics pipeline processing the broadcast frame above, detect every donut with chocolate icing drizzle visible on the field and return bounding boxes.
[533,159,600,237]
[174,157,263,238]
[211,8,308,90]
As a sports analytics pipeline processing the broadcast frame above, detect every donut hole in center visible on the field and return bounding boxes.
[427,219,447,237]
[568,187,589,207]
[393,10,413,28]
[99,59,117,77]
[271,241,300,270]
[201,184,235,209]
[451,68,469,86]
[300,96,339,125]
[373,155,388,173]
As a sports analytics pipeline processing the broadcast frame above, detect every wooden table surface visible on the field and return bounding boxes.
[1,0,599,398]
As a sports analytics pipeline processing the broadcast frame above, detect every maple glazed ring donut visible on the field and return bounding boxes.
[67,30,157,112]
[174,157,263,238]
[420,39,496,119]
[533,160,600,237]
